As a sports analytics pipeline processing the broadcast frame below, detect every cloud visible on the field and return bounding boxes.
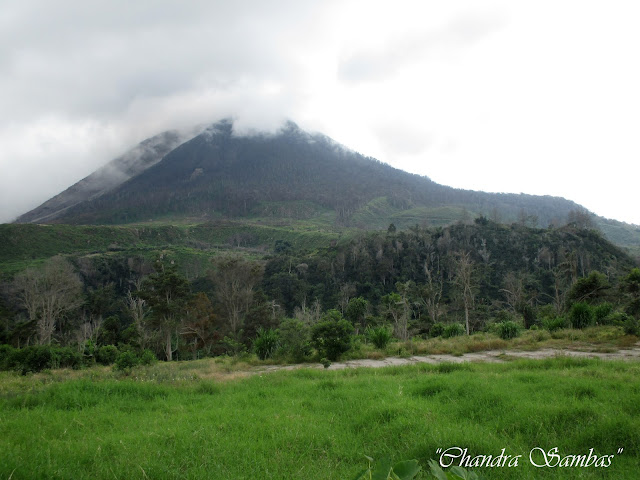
[338,10,506,84]
[0,0,338,222]
[0,0,321,122]
[2,0,640,226]
[372,123,433,156]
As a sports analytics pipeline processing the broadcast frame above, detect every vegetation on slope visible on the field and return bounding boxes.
[1,218,638,366]
[21,121,581,230]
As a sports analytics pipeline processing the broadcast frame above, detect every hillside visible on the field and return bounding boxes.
[14,128,200,224]
[2,218,636,351]
[262,219,638,317]
[0,220,340,279]
[13,119,640,255]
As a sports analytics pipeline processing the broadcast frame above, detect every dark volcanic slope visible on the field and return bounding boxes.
[15,129,198,223]
[19,120,582,226]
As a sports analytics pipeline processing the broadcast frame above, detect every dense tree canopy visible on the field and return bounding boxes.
[1,219,638,364]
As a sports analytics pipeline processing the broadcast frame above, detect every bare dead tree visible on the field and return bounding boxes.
[294,298,322,326]
[14,256,83,345]
[339,283,356,314]
[75,313,103,350]
[452,251,475,335]
[125,289,151,349]
[210,255,263,339]
[418,253,444,325]
[500,272,526,313]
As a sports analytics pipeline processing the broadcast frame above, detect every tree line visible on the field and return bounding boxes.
[1,219,639,370]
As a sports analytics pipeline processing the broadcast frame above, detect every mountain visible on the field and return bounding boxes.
[15,128,201,224]
[13,119,640,255]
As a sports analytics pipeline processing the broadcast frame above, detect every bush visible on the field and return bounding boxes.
[1,345,82,373]
[570,302,594,329]
[83,339,97,365]
[521,304,537,329]
[493,310,513,323]
[253,328,280,360]
[139,349,157,366]
[594,303,614,324]
[221,336,246,356]
[57,347,83,369]
[543,316,568,332]
[442,323,465,339]
[6,346,42,373]
[624,317,639,336]
[277,318,312,362]
[496,321,520,340]
[311,319,354,361]
[96,345,119,365]
[604,311,632,327]
[429,323,445,338]
[19,345,57,374]
[6,348,27,372]
[368,326,393,349]
[0,344,16,371]
[114,351,139,371]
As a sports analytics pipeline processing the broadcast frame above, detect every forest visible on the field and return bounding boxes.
[1,218,639,372]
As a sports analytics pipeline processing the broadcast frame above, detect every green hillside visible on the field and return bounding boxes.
[0,221,341,278]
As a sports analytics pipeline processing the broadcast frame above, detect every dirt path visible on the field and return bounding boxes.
[256,345,640,373]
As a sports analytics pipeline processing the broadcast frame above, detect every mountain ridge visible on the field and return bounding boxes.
[12,119,640,255]
[14,127,202,224]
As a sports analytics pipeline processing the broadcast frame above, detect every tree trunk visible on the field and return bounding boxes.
[464,303,470,336]
[165,330,173,361]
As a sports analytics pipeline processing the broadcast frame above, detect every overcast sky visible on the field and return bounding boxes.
[1,0,639,225]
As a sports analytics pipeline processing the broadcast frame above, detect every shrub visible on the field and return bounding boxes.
[567,271,609,304]
[496,321,520,340]
[624,317,639,336]
[221,336,246,356]
[114,351,139,371]
[277,318,312,362]
[368,326,393,349]
[120,324,141,349]
[521,304,537,329]
[594,302,614,324]
[605,311,632,327]
[0,344,16,371]
[442,323,465,339]
[429,323,445,337]
[543,316,568,332]
[494,310,513,323]
[311,319,353,361]
[2,345,81,373]
[570,302,594,329]
[57,347,83,369]
[139,349,157,366]
[83,339,97,365]
[96,345,119,365]
[537,304,557,319]
[20,345,57,374]
[253,328,280,360]
[6,348,27,372]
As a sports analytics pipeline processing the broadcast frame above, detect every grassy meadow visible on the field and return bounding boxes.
[1,355,639,479]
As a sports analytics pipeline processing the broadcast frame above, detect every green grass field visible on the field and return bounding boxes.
[1,356,638,479]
